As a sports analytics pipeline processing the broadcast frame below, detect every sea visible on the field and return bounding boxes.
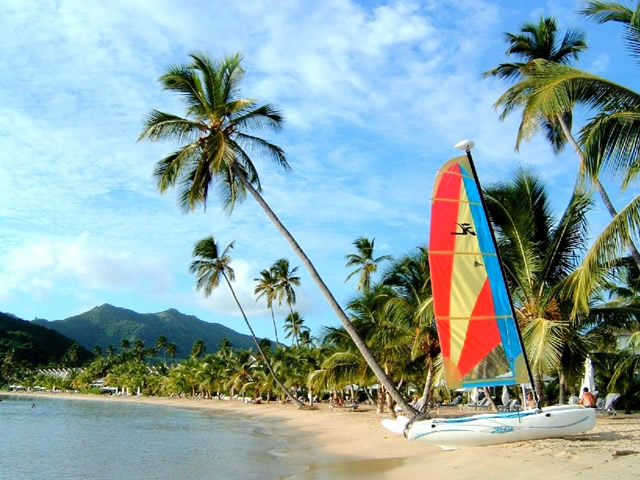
[0,394,322,479]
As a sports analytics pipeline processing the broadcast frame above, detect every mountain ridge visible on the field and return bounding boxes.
[32,304,259,358]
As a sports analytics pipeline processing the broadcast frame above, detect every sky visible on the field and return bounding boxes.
[0,0,633,347]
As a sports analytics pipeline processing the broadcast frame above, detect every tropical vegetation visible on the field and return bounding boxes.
[4,2,638,414]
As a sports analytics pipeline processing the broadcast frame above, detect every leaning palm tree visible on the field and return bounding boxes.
[253,268,280,344]
[345,237,392,292]
[484,16,586,153]
[189,235,302,407]
[139,52,414,414]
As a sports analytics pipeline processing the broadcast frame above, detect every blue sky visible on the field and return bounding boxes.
[0,0,631,345]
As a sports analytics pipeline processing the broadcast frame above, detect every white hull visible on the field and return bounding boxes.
[385,405,596,450]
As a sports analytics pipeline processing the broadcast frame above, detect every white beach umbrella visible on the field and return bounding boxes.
[471,387,480,403]
[501,386,510,406]
[580,356,596,395]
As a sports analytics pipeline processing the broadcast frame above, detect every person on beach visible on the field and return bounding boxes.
[578,387,597,408]
[525,392,536,409]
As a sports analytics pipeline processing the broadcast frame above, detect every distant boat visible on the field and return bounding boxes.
[383,141,595,449]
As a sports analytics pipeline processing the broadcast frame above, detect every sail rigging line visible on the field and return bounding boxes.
[459,143,540,410]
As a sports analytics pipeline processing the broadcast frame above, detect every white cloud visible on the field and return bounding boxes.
[0,235,173,300]
[0,0,622,334]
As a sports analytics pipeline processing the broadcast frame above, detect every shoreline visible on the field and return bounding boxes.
[3,391,639,478]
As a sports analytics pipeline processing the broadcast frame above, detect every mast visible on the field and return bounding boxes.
[453,139,540,408]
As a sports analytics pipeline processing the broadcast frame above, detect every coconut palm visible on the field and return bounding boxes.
[189,235,302,407]
[484,16,586,153]
[345,237,392,292]
[190,339,206,359]
[156,335,168,362]
[608,332,640,413]
[490,11,640,274]
[254,267,280,344]
[382,247,439,411]
[484,168,593,403]
[272,258,300,316]
[283,311,309,347]
[139,52,415,414]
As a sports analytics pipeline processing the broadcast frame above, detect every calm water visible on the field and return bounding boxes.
[0,394,307,479]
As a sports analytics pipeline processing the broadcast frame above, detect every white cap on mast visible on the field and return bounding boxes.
[454,139,475,151]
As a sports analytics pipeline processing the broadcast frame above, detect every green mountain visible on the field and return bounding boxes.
[32,304,258,358]
[0,312,92,368]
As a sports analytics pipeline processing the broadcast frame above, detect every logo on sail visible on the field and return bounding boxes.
[451,222,476,236]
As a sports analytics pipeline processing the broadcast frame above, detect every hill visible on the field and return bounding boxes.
[32,304,259,358]
[0,312,92,368]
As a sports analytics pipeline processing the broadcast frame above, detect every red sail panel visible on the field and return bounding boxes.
[429,163,463,359]
[456,278,501,376]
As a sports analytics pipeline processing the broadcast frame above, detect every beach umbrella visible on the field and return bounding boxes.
[501,386,510,406]
[580,356,596,396]
[471,387,480,403]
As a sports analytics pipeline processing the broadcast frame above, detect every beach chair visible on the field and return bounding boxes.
[597,393,620,416]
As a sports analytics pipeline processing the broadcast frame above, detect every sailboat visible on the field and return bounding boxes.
[382,140,596,450]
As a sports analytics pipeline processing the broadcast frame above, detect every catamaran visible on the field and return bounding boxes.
[382,141,596,450]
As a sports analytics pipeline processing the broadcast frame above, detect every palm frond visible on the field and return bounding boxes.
[138,111,205,143]
[580,109,640,185]
[159,64,209,118]
[153,143,202,193]
[579,1,635,24]
[522,317,566,375]
[565,194,640,315]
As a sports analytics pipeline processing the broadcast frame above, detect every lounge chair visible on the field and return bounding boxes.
[460,396,490,411]
[597,393,620,416]
[498,398,520,411]
[441,395,463,407]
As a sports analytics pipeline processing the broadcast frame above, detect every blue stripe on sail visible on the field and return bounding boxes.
[461,378,519,388]
[460,165,524,376]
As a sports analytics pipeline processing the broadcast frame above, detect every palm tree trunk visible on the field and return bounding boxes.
[377,384,385,414]
[270,307,280,345]
[483,387,498,412]
[558,368,566,405]
[557,114,640,269]
[233,164,417,416]
[418,364,434,412]
[221,271,304,408]
[534,373,546,406]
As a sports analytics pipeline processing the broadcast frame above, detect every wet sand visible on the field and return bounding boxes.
[5,391,639,479]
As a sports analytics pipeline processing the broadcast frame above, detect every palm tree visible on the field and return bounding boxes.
[382,247,439,411]
[189,235,303,407]
[283,311,309,347]
[490,10,640,272]
[608,332,640,413]
[139,52,415,414]
[156,335,168,363]
[345,237,392,292]
[484,16,586,153]
[190,339,206,359]
[484,168,593,403]
[272,258,300,316]
[254,268,280,344]
[166,343,177,360]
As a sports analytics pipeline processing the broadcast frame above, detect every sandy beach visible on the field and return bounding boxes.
[4,391,639,479]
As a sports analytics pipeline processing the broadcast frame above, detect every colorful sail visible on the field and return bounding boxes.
[428,155,528,389]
